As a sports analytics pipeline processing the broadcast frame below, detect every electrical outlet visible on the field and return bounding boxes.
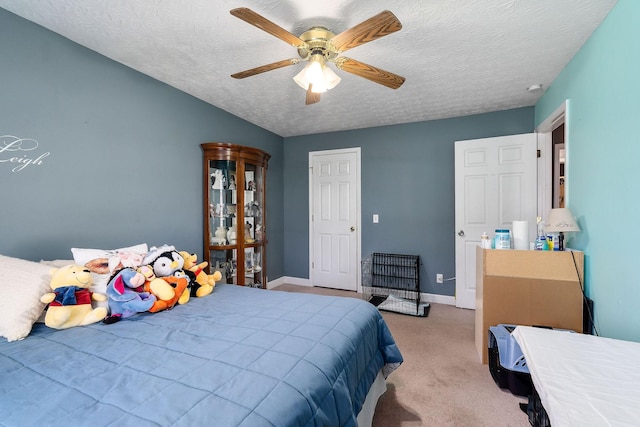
[436,273,443,284]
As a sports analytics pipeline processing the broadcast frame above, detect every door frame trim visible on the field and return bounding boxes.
[536,99,569,217]
[308,147,362,292]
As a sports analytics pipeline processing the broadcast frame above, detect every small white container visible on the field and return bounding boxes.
[480,232,491,249]
[494,229,511,250]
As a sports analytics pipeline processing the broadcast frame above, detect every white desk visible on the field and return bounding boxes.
[512,326,640,427]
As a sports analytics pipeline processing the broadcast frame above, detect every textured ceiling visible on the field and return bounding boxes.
[0,0,617,137]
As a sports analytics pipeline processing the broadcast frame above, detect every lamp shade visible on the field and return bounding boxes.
[321,65,341,90]
[293,54,341,93]
[545,208,580,233]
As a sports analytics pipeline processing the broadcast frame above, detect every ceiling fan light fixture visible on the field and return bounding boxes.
[293,54,341,94]
[322,65,341,90]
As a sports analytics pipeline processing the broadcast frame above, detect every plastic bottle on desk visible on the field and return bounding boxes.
[534,217,547,250]
[480,232,491,249]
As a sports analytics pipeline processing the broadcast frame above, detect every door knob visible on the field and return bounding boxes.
[457,230,465,237]
[350,226,355,232]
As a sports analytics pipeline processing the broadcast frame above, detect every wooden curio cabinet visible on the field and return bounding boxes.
[201,142,270,287]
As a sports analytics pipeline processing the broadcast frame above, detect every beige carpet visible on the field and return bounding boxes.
[272,284,530,427]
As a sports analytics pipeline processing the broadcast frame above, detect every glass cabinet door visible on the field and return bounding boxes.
[208,159,237,284]
[242,161,265,287]
[210,248,237,284]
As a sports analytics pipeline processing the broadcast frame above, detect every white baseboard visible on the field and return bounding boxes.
[268,276,457,306]
[422,293,456,306]
[267,276,311,289]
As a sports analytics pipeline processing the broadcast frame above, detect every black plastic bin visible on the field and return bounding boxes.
[488,324,533,397]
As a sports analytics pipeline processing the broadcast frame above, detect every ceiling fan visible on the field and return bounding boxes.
[230,7,406,105]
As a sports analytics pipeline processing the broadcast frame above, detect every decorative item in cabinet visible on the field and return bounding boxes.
[201,142,270,288]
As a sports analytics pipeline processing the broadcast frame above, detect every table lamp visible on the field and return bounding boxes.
[545,208,581,251]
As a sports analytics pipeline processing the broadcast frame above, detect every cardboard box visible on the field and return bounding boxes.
[475,247,584,364]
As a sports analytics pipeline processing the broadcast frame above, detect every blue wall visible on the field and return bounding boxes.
[3,1,635,335]
[0,7,535,299]
[283,108,534,296]
[535,0,640,341]
[0,8,285,279]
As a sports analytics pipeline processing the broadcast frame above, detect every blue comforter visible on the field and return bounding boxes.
[0,284,402,426]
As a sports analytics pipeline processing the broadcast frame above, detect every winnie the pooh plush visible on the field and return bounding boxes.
[179,251,221,297]
[40,265,108,329]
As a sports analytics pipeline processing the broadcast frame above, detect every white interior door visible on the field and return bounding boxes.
[309,148,361,291]
[454,134,537,309]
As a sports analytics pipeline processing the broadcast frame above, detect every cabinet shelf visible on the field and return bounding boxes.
[201,142,270,288]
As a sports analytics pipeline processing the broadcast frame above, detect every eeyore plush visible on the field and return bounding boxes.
[104,268,156,324]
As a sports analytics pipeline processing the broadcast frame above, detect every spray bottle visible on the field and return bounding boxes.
[534,217,547,250]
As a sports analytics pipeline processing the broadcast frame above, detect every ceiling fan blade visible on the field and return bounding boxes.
[230,8,306,48]
[330,10,402,53]
[335,57,405,89]
[305,84,321,105]
[231,59,299,79]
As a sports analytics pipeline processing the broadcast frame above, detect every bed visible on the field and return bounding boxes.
[0,253,403,427]
[512,326,640,426]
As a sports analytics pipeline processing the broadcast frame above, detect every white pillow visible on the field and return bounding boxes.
[40,259,75,268]
[0,255,54,341]
[71,244,148,309]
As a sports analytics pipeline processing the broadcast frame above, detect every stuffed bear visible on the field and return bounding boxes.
[40,265,108,329]
[179,251,221,297]
[104,268,156,324]
[137,265,187,312]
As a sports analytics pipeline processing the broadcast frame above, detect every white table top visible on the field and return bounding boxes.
[512,326,640,427]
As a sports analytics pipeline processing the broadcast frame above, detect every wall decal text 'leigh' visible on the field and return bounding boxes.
[1,135,50,172]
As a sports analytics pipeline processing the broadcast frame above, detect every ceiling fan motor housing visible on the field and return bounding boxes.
[297,27,338,62]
